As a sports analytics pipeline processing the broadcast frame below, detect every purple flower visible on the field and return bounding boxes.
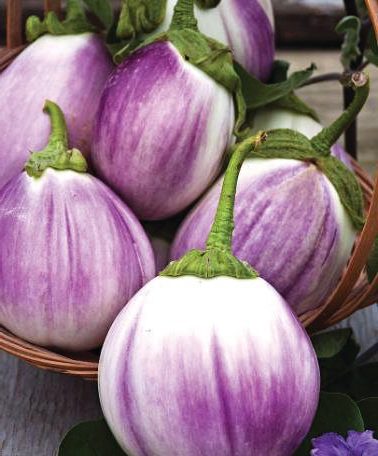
[311,431,378,455]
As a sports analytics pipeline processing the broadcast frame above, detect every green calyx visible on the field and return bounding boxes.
[115,0,222,40]
[116,0,167,40]
[25,100,88,178]
[26,0,96,42]
[161,132,267,279]
[119,0,248,137]
[248,71,369,231]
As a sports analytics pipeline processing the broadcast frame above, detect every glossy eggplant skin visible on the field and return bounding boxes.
[99,276,320,456]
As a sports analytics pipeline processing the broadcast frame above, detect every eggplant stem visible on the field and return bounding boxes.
[206,132,267,252]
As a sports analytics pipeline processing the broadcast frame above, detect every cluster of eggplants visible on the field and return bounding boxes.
[0,0,368,454]
[0,33,113,189]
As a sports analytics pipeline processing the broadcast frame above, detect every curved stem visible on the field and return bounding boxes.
[25,100,87,178]
[43,100,69,151]
[169,0,198,31]
[300,72,342,88]
[206,132,267,252]
[311,71,369,153]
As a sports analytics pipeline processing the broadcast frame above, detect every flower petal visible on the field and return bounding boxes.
[347,430,378,455]
[311,433,350,455]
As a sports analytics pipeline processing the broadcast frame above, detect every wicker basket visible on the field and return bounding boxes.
[0,0,377,381]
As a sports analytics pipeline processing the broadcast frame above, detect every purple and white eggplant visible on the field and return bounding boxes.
[99,132,320,456]
[93,0,250,220]
[0,101,155,351]
[171,73,368,315]
[148,0,275,80]
[0,4,113,189]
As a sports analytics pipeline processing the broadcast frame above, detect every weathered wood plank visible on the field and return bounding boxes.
[0,352,101,456]
[336,305,378,357]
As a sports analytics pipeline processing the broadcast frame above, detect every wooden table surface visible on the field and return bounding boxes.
[0,50,377,456]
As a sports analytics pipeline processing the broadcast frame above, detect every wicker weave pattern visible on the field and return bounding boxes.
[0,0,377,380]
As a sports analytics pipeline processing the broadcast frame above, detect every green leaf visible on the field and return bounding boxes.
[367,237,378,283]
[58,419,125,455]
[83,0,113,30]
[358,398,378,433]
[235,62,316,111]
[335,16,362,69]
[318,329,360,389]
[317,155,365,230]
[255,60,320,121]
[312,328,355,359]
[294,392,364,455]
[325,363,378,401]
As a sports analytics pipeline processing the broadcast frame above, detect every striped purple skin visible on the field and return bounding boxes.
[162,0,275,80]
[99,276,320,456]
[0,169,155,351]
[216,0,275,80]
[171,159,357,315]
[0,33,113,190]
[92,41,235,221]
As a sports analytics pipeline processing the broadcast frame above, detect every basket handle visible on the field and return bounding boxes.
[6,0,22,49]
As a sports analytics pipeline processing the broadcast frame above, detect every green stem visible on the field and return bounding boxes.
[25,100,88,178]
[161,131,266,279]
[44,100,69,151]
[169,0,198,31]
[311,71,369,154]
[206,132,267,252]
